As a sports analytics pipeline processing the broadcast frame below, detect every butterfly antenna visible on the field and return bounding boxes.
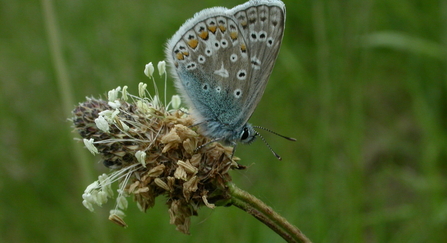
[255,132,283,160]
[253,126,297,141]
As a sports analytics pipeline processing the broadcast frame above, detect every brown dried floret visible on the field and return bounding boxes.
[73,92,242,234]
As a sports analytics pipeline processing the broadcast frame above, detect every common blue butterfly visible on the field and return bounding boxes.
[165,0,294,159]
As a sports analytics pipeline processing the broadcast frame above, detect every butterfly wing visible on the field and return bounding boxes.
[165,7,252,128]
[229,0,286,125]
[165,0,285,140]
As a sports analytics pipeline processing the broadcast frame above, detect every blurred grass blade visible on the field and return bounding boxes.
[41,0,109,241]
[361,31,447,59]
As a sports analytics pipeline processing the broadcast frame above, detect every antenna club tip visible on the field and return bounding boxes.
[273,152,282,160]
[288,137,297,142]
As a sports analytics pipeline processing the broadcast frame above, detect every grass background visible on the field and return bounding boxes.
[1,0,446,242]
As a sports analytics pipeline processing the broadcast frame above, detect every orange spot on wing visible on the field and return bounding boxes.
[240,44,246,52]
[188,39,198,49]
[218,25,226,32]
[199,31,208,40]
[176,52,184,60]
[230,31,238,40]
[208,26,217,33]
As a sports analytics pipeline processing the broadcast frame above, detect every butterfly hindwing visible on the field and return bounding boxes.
[167,9,251,127]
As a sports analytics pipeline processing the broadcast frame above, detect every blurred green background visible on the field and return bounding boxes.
[1,0,446,242]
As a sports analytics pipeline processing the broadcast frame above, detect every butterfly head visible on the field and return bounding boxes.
[238,123,257,144]
[198,120,257,145]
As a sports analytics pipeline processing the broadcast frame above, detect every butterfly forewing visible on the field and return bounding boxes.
[230,2,286,124]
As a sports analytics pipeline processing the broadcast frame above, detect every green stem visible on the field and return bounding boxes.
[228,183,312,243]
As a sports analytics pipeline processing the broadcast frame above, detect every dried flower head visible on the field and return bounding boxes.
[71,68,243,234]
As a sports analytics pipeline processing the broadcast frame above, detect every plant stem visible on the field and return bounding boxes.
[228,182,312,243]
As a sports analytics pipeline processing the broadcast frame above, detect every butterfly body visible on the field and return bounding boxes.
[166,0,286,146]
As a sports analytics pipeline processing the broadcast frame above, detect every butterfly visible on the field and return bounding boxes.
[165,0,294,159]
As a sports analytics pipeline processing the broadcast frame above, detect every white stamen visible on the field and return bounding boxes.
[83,138,99,155]
[171,95,181,110]
[99,109,119,123]
[135,150,147,167]
[117,195,128,210]
[83,200,95,212]
[158,61,166,76]
[94,116,110,133]
[121,85,128,101]
[138,82,147,98]
[108,100,121,109]
[108,86,121,102]
[144,62,154,78]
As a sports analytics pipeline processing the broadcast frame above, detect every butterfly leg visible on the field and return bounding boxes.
[188,120,206,128]
[230,142,237,160]
[194,137,223,152]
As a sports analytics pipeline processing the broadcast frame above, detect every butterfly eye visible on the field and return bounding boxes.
[239,126,257,144]
[241,127,250,140]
